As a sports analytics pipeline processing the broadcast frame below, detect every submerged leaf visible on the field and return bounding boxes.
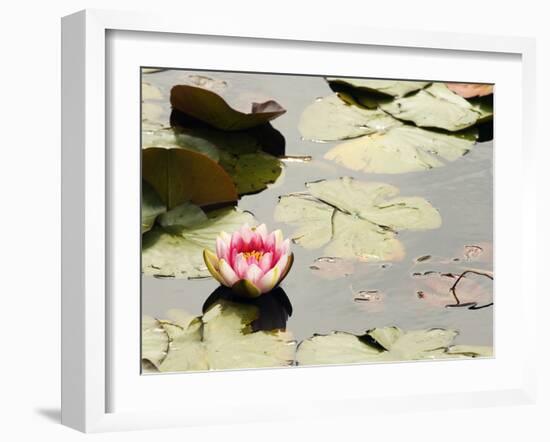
[325,125,476,174]
[274,177,441,261]
[296,326,490,366]
[142,300,296,372]
[445,83,494,98]
[142,206,255,278]
[299,94,400,142]
[170,85,286,131]
[381,83,482,131]
[142,147,238,209]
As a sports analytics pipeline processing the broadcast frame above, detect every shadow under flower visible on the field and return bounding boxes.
[202,286,293,332]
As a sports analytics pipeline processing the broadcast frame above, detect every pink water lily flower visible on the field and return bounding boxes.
[203,224,294,298]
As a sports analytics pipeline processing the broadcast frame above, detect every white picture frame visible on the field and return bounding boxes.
[61,9,538,433]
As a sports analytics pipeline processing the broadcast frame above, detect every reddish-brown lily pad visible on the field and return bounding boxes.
[445,83,494,98]
[170,85,286,131]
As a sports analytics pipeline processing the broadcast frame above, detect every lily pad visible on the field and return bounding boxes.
[142,300,296,372]
[144,127,284,196]
[141,180,166,234]
[274,177,441,261]
[298,94,401,142]
[141,316,169,368]
[324,125,477,174]
[142,147,238,209]
[327,77,430,98]
[380,83,482,131]
[170,84,286,131]
[296,326,491,366]
[142,205,255,278]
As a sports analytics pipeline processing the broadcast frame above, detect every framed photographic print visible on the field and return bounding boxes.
[61,9,538,433]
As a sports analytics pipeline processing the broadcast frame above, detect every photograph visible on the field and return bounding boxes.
[140,68,494,373]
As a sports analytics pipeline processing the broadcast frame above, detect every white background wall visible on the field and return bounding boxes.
[0,0,547,440]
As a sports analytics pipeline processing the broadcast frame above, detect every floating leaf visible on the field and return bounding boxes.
[220,152,282,195]
[170,85,286,131]
[142,180,166,234]
[380,83,482,131]
[141,316,169,367]
[298,94,400,142]
[469,95,494,124]
[327,78,430,98]
[414,271,493,309]
[309,257,355,280]
[446,83,494,98]
[142,147,238,209]
[142,82,163,100]
[274,177,441,261]
[142,206,255,278]
[142,300,296,372]
[296,326,490,366]
[324,125,476,174]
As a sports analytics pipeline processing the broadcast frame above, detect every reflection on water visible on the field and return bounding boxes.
[142,69,493,350]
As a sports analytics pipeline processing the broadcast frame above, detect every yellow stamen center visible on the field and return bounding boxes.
[242,250,263,261]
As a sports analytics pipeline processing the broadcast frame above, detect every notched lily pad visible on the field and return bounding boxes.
[324,125,477,174]
[299,94,401,142]
[142,147,238,209]
[142,180,166,234]
[142,205,256,279]
[296,326,492,366]
[170,84,286,131]
[274,177,441,262]
[380,83,482,132]
[141,300,296,373]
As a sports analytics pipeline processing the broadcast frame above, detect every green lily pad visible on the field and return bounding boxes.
[142,205,255,278]
[298,94,401,142]
[220,152,283,195]
[380,83,482,131]
[324,125,477,174]
[170,84,286,131]
[142,300,296,372]
[142,147,238,209]
[296,326,492,366]
[142,180,166,234]
[141,316,169,368]
[274,177,441,261]
[143,128,283,196]
[327,77,430,98]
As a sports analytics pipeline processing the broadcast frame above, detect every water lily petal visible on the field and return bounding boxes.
[279,252,294,283]
[257,265,281,293]
[216,236,230,260]
[234,253,249,279]
[254,224,268,242]
[245,263,264,285]
[230,231,244,252]
[259,252,273,272]
[203,249,225,285]
[231,279,262,298]
[219,259,239,286]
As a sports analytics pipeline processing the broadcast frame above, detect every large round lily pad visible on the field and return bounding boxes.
[380,83,482,131]
[170,85,286,131]
[298,94,401,142]
[142,205,255,278]
[324,125,477,174]
[274,177,441,261]
[327,78,430,98]
[296,326,492,366]
[142,147,238,209]
[142,300,296,373]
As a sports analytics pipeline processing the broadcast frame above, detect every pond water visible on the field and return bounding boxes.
[142,69,493,349]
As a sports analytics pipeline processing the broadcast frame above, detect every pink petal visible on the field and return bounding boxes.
[234,254,249,279]
[218,259,239,286]
[254,224,268,242]
[230,231,243,252]
[216,237,229,260]
[245,264,264,285]
[239,224,253,245]
[259,252,273,272]
[257,265,280,293]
